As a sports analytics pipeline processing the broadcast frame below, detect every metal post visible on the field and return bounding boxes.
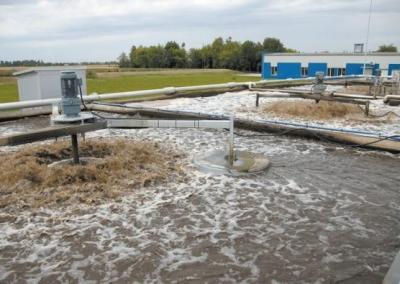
[365,101,370,116]
[228,114,235,167]
[71,134,80,164]
[256,93,260,107]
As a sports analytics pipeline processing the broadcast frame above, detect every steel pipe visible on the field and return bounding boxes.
[0,76,362,112]
[0,81,255,111]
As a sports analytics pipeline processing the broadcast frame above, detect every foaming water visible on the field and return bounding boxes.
[0,125,399,283]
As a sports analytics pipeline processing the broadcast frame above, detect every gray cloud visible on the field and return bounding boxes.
[0,0,398,62]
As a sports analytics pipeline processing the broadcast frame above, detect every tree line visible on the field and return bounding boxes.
[377,44,398,52]
[118,37,296,72]
[0,60,116,67]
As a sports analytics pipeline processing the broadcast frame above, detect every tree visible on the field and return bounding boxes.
[240,41,259,71]
[200,45,214,68]
[131,46,148,68]
[263,37,285,53]
[147,45,167,68]
[165,41,180,50]
[164,41,187,68]
[284,48,298,53]
[377,44,397,52]
[129,45,137,67]
[211,37,224,68]
[219,40,241,70]
[188,48,203,68]
[118,36,295,71]
[118,52,130,68]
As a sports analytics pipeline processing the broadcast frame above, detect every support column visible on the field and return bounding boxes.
[228,114,235,167]
[71,134,80,164]
[365,101,370,116]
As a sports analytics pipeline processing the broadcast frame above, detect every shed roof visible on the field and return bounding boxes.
[13,66,87,76]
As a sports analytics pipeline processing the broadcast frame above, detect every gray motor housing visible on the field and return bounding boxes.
[60,72,81,117]
[312,71,327,94]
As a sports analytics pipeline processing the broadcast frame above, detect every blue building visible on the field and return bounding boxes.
[261,52,400,79]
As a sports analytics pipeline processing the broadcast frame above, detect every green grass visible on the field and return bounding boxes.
[0,83,18,103]
[87,72,258,94]
[0,71,259,103]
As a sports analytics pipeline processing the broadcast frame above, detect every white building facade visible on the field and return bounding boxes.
[261,53,400,79]
[13,66,87,101]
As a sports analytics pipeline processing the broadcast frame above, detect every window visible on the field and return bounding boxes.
[271,66,277,75]
[327,68,335,77]
[337,68,346,76]
[301,67,308,77]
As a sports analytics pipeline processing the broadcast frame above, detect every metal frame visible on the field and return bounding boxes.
[107,117,236,166]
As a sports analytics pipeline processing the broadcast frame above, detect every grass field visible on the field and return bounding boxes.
[0,69,260,103]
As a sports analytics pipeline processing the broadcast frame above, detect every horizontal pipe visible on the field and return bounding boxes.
[384,95,400,101]
[107,119,230,129]
[0,107,52,122]
[0,81,255,111]
[0,75,366,112]
[256,91,369,105]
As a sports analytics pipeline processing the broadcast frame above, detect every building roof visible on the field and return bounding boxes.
[264,52,400,56]
[13,66,87,76]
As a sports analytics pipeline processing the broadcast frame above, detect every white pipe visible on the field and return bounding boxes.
[107,119,231,129]
[0,81,257,111]
[0,76,362,112]
[0,98,61,110]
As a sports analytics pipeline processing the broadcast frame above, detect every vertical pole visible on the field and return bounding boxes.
[256,93,259,107]
[228,114,235,167]
[363,0,373,76]
[71,134,80,164]
[365,101,370,116]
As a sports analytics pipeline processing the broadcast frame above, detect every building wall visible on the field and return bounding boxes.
[345,63,364,75]
[276,63,301,79]
[17,69,87,101]
[308,63,327,77]
[17,73,40,101]
[262,53,400,79]
[38,69,87,100]
[389,64,400,75]
[262,62,271,79]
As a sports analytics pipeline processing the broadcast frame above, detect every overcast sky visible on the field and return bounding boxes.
[0,0,399,62]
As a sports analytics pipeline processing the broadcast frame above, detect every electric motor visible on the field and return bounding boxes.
[60,72,81,117]
[312,71,327,94]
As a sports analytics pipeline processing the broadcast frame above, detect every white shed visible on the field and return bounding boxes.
[13,66,87,102]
